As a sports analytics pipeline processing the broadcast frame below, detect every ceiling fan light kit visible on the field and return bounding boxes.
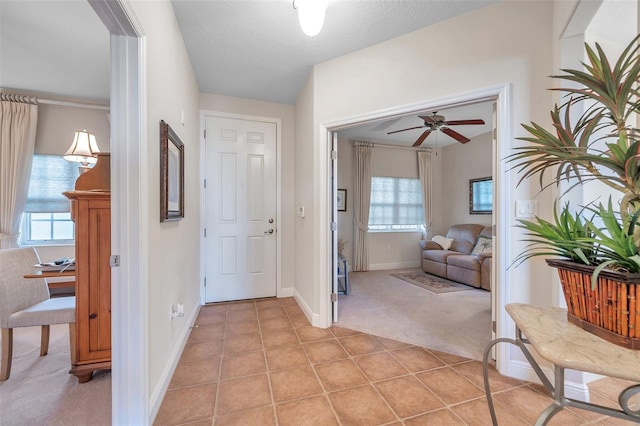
[293,0,328,36]
[388,112,485,147]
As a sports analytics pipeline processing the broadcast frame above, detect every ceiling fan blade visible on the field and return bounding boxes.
[441,127,470,143]
[445,119,485,126]
[387,125,425,135]
[412,130,431,147]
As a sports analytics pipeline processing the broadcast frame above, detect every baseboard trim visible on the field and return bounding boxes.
[293,288,322,327]
[278,286,294,298]
[506,359,590,402]
[149,301,200,422]
[369,261,421,271]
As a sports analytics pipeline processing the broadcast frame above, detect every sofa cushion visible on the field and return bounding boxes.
[471,235,493,255]
[446,254,481,272]
[446,224,485,254]
[422,249,463,263]
[431,235,454,250]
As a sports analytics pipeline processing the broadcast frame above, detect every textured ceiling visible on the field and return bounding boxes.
[171,0,498,104]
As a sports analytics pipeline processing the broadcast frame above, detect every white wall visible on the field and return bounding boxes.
[295,0,556,320]
[439,131,493,232]
[199,93,296,292]
[130,0,201,411]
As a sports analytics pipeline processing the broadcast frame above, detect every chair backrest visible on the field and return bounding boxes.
[0,247,50,328]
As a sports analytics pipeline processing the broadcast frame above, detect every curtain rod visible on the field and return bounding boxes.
[350,139,432,152]
[0,92,109,111]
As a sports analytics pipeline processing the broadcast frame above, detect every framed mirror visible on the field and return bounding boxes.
[469,177,492,215]
[160,120,185,222]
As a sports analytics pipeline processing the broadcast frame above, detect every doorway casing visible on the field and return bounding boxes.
[320,83,512,373]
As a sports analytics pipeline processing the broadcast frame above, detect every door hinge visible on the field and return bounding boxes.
[204,277,207,288]
[203,129,206,139]
[492,320,496,333]
[204,179,207,189]
[109,255,120,267]
[204,228,207,238]
[331,150,337,160]
[330,221,337,232]
[331,293,338,303]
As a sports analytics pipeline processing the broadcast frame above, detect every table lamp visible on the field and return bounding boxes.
[63,130,100,174]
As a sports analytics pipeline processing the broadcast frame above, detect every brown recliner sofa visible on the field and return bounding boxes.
[418,224,492,291]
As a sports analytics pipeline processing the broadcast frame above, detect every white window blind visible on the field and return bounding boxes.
[24,154,78,213]
[368,177,424,231]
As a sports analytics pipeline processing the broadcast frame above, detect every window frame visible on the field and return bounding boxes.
[21,212,75,246]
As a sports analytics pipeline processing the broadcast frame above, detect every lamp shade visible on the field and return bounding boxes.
[296,0,327,36]
[64,130,100,165]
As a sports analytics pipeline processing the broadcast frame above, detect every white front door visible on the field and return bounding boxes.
[204,115,277,302]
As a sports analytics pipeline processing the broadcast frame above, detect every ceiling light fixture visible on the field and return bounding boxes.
[64,130,100,174]
[293,0,328,37]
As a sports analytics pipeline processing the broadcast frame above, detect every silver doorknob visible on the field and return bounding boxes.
[268,218,274,223]
[264,229,274,234]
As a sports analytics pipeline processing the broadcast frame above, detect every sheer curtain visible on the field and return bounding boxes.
[0,95,38,249]
[352,141,374,271]
[418,149,432,239]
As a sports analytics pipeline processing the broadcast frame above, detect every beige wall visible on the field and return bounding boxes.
[35,104,109,155]
[199,93,296,291]
[130,0,201,405]
[337,133,491,270]
[27,103,109,261]
[296,0,556,316]
[439,131,493,233]
[293,71,317,313]
[336,139,425,270]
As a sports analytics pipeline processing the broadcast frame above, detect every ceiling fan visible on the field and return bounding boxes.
[387,112,485,146]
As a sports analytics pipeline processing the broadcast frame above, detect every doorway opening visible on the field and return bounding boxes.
[324,85,510,367]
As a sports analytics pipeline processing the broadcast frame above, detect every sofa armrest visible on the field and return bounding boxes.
[477,253,492,261]
[419,240,442,250]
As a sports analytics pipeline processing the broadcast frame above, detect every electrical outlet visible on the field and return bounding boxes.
[169,304,175,321]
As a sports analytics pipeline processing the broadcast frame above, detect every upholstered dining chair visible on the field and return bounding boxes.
[0,247,75,380]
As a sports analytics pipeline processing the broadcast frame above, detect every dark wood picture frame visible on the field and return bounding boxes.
[160,120,184,222]
[469,176,492,215]
[337,189,347,212]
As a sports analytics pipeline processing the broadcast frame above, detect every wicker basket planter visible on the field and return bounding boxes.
[547,259,640,349]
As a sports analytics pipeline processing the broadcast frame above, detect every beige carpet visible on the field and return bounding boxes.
[0,324,111,426]
[337,268,492,361]
[390,271,473,294]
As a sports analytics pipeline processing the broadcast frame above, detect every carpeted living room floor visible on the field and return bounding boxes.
[336,268,492,361]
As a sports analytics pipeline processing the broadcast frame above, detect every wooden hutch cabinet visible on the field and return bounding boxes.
[64,153,111,382]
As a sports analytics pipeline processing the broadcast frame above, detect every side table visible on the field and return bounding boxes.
[483,303,640,425]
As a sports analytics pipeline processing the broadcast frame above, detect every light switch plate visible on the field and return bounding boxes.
[515,200,538,218]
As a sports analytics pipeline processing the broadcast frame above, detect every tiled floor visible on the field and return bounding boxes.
[154,297,636,425]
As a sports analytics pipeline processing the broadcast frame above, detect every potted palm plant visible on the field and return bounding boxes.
[510,34,640,349]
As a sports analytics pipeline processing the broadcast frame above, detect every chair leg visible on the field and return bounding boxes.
[1,328,13,381]
[40,325,50,356]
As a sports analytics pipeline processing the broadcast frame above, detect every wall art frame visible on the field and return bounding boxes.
[337,189,347,212]
[469,176,492,215]
[160,120,184,222]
